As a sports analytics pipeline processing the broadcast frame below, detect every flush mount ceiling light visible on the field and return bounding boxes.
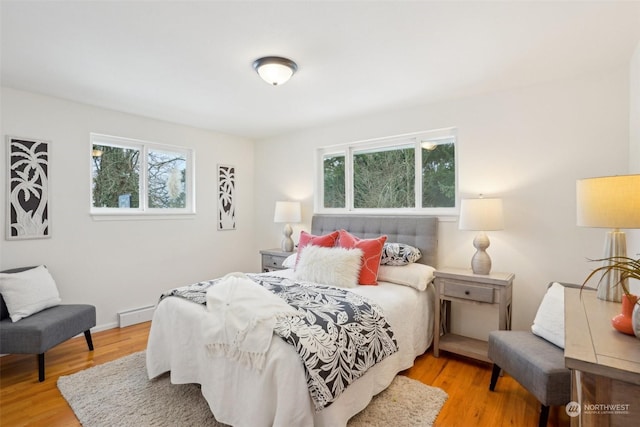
[252,56,298,86]
[420,141,438,151]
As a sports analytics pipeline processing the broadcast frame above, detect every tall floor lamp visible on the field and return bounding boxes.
[576,174,640,302]
[274,201,301,252]
[459,197,504,275]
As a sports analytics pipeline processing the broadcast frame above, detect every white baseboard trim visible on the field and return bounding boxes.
[92,322,119,333]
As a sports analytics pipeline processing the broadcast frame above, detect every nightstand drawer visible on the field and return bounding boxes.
[442,281,494,303]
[263,254,285,270]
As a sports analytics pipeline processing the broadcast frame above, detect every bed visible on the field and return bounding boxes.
[146,214,438,427]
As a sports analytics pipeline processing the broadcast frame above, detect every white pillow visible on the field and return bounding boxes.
[282,253,297,269]
[0,265,61,322]
[531,282,565,349]
[377,263,435,291]
[294,245,363,288]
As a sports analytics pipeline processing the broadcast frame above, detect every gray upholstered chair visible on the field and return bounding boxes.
[488,283,578,427]
[0,266,96,382]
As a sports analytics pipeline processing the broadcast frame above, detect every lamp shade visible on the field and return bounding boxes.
[576,174,640,229]
[274,201,301,223]
[459,198,504,231]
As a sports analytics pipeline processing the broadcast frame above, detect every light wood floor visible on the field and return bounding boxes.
[0,322,569,427]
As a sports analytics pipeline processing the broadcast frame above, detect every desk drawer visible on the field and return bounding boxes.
[442,280,494,303]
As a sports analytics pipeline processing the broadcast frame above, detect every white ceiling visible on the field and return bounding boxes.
[2,1,640,140]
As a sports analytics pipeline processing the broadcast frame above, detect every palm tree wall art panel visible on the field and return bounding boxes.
[217,164,235,230]
[6,136,50,240]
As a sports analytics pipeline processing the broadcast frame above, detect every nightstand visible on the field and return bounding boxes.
[433,267,514,363]
[259,248,294,272]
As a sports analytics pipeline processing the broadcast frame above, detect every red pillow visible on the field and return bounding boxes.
[295,230,340,266]
[337,230,387,285]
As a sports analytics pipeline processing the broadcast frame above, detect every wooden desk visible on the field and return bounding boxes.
[564,288,640,426]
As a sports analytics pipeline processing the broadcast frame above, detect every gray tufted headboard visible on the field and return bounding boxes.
[311,214,438,268]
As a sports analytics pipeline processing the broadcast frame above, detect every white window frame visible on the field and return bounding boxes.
[315,128,458,215]
[90,133,195,218]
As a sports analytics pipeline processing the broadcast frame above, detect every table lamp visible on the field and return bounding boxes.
[274,201,301,252]
[576,174,640,302]
[459,197,504,275]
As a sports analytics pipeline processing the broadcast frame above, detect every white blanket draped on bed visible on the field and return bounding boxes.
[147,269,434,427]
[204,272,299,371]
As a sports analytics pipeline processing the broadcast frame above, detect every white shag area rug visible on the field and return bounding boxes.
[58,351,447,427]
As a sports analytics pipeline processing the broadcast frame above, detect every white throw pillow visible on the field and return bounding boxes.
[531,282,565,348]
[0,265,61,322]
[377,263,435,291]
[294,245,363,288]
[282,253,297,269]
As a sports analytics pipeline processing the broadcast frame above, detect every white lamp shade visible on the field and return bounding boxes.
[274,201,301,223]
[576,174,640,229]
[459,198,504,231]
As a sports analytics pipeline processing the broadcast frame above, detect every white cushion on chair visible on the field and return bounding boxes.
[531,282,565,348]
[0,265,61,322]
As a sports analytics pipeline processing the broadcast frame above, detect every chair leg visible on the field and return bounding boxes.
[539,405,550,427]
[38,353,45,382]
[489,363,501,391]
[84,330,94,351]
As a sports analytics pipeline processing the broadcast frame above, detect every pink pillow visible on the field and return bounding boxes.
[338,230,387,285]
[295,230,340,266]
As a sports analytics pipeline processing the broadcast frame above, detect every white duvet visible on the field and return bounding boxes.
[146,269,434,427]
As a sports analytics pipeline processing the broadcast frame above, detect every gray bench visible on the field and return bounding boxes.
[488,331,570,427]
[0,266,96,382]
[487,282,577,427]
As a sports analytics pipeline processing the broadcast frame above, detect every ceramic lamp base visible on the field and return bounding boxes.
[597,230,627,302]
[281,223,294,252]
[471,231,491,275]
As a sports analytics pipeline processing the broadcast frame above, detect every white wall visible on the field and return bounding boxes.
[0,88,256,329]
[632,42,640,175]
[254,67,630,337]
[628,40,640,292]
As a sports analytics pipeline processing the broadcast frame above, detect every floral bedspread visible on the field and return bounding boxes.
[160,273,398,410]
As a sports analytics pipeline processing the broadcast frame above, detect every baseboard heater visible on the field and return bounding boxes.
[118,305,155,328]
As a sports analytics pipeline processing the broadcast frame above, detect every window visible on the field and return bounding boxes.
[316,129,457,214]
[90,133,194,215]
[353,144,415,209]
[322,153,346,208]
